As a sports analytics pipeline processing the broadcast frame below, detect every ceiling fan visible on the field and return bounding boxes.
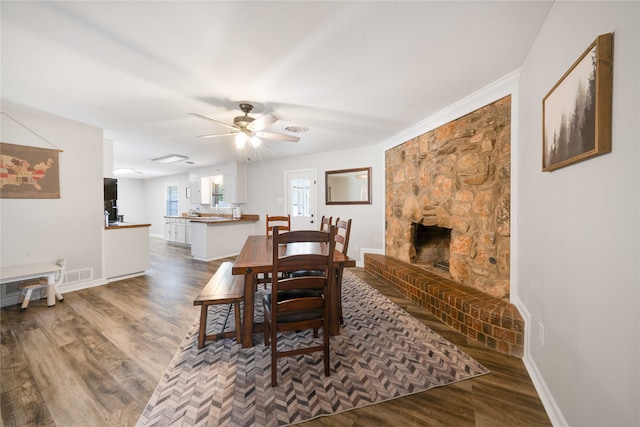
[190,103,300,148]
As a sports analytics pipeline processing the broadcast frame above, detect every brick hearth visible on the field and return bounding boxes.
[365,253,524,357]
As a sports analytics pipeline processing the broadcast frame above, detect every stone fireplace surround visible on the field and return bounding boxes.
[385,95,511,299]
[369,96,524,357]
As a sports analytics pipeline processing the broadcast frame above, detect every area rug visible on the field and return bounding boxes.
[137,270,489,426]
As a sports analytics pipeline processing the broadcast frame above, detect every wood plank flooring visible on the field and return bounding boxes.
[1,238,551,426]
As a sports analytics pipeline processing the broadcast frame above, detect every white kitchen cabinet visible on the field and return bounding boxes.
[200,177,211,204]
[165,218,190,245]
[223,163,247,204]
[190,179,201,205]
[165,218,176,241]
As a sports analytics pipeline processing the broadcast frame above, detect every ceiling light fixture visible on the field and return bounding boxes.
[235,132,248,148]
[114,168,134,174]
[152,154,189,164]
[250,136,261,147]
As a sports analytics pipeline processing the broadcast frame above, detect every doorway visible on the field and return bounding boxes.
[284,168,316,230]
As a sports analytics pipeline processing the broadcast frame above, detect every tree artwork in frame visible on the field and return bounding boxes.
[542,32,613,172]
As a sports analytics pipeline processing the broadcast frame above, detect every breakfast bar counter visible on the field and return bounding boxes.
[103,223,151,280]
[190,215,259,261]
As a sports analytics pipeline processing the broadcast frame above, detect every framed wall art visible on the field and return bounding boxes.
[0,142,62,198]
[542,32,613,172]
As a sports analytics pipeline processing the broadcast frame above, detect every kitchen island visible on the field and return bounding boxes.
[189,215,259,261]
[103,222,151,280]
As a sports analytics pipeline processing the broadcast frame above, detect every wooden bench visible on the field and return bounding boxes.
[193,262,244,349]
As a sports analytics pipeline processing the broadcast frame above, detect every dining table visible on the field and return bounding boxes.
[232,234,356,348]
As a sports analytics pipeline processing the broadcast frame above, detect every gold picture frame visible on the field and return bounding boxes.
[542,32,613,172]
[0,142,62,198]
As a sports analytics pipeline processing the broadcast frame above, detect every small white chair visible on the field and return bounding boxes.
[18,259,65,310]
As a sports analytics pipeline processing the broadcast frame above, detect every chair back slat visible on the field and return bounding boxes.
[266,214,291,235]
[320,215,332,231]
[334,218,352,255]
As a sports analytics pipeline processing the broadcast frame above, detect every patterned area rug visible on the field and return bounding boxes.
[138,270,489,426]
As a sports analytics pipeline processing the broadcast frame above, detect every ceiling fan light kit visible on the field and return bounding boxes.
[192,103,302,147]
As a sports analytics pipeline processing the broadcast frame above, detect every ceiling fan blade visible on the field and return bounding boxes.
[255,131,300,142]
[189,113,238,132]
[247,114,278,131]
[197,131,238,139]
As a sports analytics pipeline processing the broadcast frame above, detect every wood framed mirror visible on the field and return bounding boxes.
[325,167,371,205]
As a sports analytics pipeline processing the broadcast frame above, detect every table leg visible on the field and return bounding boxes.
[47,273,56,307]
[241,273,256,348]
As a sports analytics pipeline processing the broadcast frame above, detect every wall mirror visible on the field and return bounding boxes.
[325,167,372,205]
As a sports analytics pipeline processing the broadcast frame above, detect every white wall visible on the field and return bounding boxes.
[0,104,105,290]
[143,172,190,237]
[517,2,639,426]
[116,178,146,224]
[244,145,384,264]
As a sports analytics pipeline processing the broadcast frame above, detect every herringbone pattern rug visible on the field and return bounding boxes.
[138,270,489,426]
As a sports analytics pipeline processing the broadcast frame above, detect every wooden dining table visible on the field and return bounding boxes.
[232,234,356,348]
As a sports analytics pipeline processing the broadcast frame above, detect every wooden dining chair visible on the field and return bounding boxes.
[262,225,336,387]
[265,214,291,236]
[259,214,292,287]
[334,218,352,325]
[320,215,332,231]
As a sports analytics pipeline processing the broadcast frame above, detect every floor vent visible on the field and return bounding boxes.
[65,268,93,285]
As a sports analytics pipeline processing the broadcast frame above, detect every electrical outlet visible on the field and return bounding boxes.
[538,322,545,346]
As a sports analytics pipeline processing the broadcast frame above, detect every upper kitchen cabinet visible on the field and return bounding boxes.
[223,163,247,204]
[190,179,202,205]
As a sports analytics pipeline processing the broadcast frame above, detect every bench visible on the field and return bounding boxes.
[193,262,244,349]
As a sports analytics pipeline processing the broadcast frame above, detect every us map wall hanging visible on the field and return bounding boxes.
[0,142,62,199]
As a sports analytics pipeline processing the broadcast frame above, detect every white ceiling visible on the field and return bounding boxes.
[1,1,553,178]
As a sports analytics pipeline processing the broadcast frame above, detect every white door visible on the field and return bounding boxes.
[285,169,316,230]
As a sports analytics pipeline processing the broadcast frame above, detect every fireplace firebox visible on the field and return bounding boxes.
[411,223,452,271]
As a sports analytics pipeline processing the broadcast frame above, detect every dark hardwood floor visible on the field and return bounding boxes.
[1,238,551,426]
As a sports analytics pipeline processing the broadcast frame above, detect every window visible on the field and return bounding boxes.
[166,184,179,216]
[290,177,310,216]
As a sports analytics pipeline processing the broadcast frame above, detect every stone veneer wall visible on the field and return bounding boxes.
[385,96,511,299]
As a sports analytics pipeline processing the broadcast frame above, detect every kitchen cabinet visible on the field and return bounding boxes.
[165,217,190,245]
[223,163,247,204]
[200,177,211,204]
[189,179,201,205]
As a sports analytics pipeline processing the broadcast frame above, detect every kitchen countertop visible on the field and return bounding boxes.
[165,214,259,224]
[189,215,258,224]
[105,222,151,230]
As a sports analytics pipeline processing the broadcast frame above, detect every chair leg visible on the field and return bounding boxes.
[233,300,242,343]
[336,267,345,325]
[270,328,278,387]
[323,323,330,377]
[21,288,33,310]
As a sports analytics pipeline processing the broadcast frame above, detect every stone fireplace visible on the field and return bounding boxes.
[367,95,523,357]
[385,96,511,299]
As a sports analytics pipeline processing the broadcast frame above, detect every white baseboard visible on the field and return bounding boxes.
[59,278,108,293]
[511,295,567,427]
